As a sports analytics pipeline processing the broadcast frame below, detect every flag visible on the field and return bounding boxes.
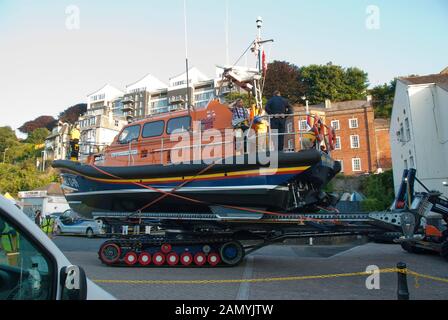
[262,50,267,76]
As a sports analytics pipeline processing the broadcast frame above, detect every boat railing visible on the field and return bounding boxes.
[115,112,335,166]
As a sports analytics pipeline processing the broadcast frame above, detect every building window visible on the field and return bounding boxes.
[399,122,404,144]
[349,118,359,129]
[287,122,293,133]
[299,120,308,131]
[350,135,360,149]
[337,160,344,173]
[335,137,341,150]
[331,120,340,130]
[405,118,411,142]
[352,158,362,172]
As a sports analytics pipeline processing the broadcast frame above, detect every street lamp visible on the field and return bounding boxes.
[2,148,9,163]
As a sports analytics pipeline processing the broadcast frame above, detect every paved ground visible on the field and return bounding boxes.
[53,236,448,300]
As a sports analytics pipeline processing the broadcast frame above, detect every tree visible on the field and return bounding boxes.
[19,116,57,134]
[0,126,19,153]
[59,103,87,124]
[0,163,58,197]
[25,128,50,145]
[299,63,369,104]
[263,61,307,103]
[225,92,267,107]
[361,170,395,211]
[369,80,396,118]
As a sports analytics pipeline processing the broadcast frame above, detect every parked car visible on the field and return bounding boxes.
[55,210,104,238]
[0,195,114,300]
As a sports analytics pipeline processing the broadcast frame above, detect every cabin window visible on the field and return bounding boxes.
[142,121,165,138]
[118,125,141,144]
[167,116,191,134]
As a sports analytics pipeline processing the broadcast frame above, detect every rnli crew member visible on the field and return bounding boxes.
[228,98,250,154]
[41,215,54,239]
[265,90,293,151]
[250,104,269,151]
[69,123,80,160]
[34,210,42,227]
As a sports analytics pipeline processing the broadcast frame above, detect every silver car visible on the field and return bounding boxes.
[55,209,103,238]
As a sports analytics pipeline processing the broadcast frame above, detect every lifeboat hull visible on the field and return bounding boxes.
[53,150,340,218]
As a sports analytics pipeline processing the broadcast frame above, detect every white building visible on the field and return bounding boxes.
[18,183,70,218]
[122,68,216,119]
[79,84,127,161]
[44,122,71,161]
[390,71,448,197]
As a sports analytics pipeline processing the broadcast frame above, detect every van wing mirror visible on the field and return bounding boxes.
[60,265,87,300]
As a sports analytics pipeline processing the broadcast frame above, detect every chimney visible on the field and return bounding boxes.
[366,95,372,103]
[325,99,331,109]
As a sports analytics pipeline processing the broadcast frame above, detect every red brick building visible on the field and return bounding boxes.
[284,99,392,175]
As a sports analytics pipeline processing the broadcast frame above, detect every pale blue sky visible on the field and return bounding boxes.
[0,0,447,132]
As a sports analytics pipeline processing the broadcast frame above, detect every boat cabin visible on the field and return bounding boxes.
[90,100,237,166]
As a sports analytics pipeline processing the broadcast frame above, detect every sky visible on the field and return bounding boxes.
[0,0,447,133]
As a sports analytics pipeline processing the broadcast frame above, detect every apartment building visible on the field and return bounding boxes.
[44,122,71,161]
[79,84,127,160]
[122,68,216,121]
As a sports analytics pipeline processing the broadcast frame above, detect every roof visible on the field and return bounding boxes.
[126,73,167,93]
[33,183,65,196]
[293,100,372,112]
[374,118,390,129]
[87,84,124,98]
[399,73,448,91]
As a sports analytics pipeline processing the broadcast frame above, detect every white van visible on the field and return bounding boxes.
[0,196,114,300]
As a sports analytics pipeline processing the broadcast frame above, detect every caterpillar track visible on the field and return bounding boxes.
[99,234,246,267]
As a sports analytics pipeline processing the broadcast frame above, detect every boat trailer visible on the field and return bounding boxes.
[95,169,448,267]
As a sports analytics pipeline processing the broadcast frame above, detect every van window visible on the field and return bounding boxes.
[142,121,165,138]
[167,116,191,134]
[0,212,55,300]
[118,125,141,144]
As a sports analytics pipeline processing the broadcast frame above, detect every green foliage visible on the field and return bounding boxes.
[0,163,58,197]
[299,63,369,105]
[225,92,267,107]
[369,80,396,119]
[25,128,50,145]
[0,126,19,153]
[360,170,395,211]
[264,61,307,103]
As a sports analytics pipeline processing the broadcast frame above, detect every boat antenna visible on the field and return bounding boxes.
[225,0,230,65]
[183,0,192,114]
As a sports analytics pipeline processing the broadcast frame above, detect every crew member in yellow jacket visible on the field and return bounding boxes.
[250,104,269,151]
[69,124,80,160]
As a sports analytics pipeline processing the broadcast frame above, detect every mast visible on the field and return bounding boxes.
[183,0,192,113]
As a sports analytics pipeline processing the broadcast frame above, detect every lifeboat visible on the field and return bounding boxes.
[53,22,341,219]
[53,99,341,218]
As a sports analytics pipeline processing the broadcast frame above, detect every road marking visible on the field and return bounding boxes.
[92,268,448,286]
[236,256,254,300]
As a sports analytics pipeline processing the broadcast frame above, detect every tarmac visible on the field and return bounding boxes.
[53,236,448,300]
